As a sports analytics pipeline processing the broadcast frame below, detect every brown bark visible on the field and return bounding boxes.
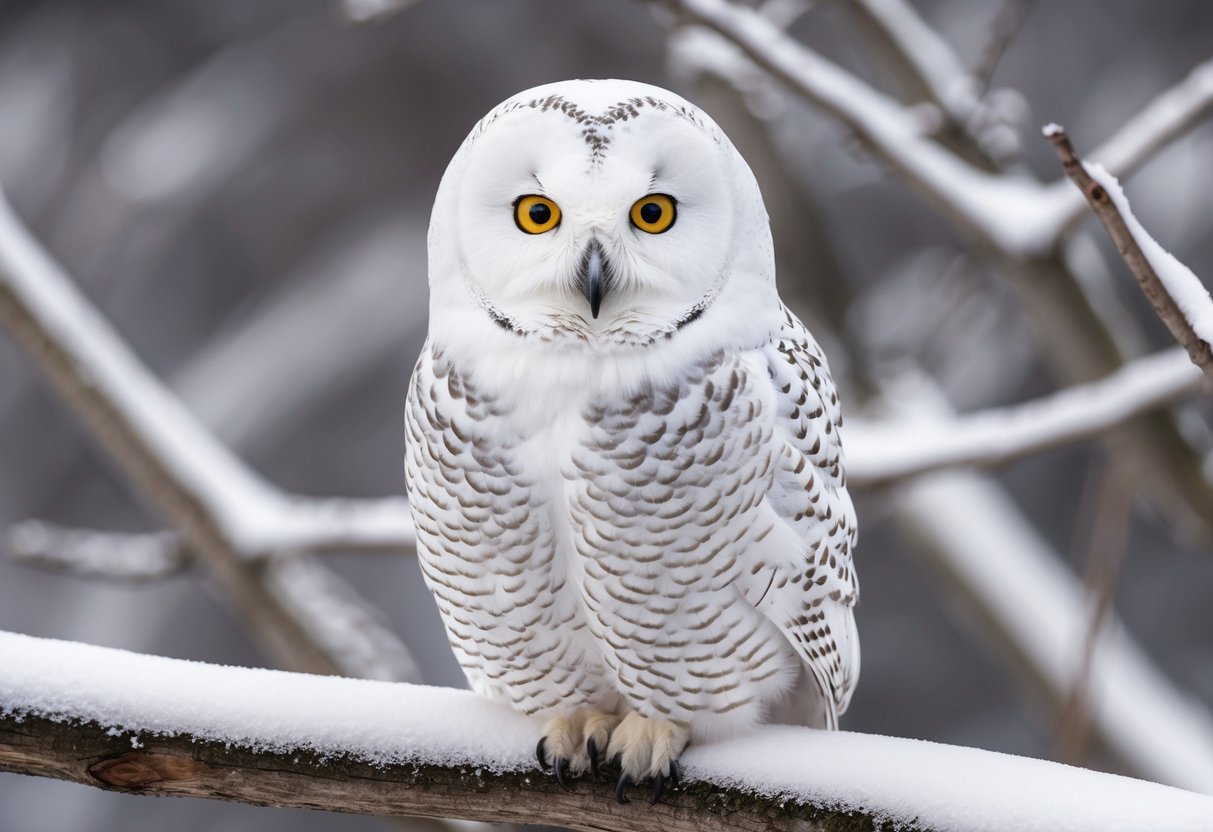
[1046,127,1213,378]
[0,712,900,832]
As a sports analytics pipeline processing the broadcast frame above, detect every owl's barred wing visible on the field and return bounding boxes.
[748,306,859,728]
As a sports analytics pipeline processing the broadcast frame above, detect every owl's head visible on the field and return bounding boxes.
[428,79,778,356]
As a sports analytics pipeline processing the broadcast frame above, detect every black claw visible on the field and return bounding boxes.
[615,773,631,804]
[587,737,600,776]
[536,737,551,771]
[669,759,682,789]
[650,772,666,805]
[554,757,571,792]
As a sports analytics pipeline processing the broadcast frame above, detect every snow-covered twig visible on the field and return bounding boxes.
[846,348,1208,487]
[0,190,415,678]
[1046,125,1213,376]
[6,521,185,581]
[2,630,1211,832]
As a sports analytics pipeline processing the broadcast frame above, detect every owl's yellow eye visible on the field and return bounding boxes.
[629,194,676,234]
[514,195,561,234]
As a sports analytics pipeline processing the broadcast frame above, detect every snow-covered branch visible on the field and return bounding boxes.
[2,630,1211,832]
[1046,125,1213,376]
[847,348,1208,487]
[0,190,415,678]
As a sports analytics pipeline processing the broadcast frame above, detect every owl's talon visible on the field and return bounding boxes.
[586,737,600,775]
[650,772,666,804]
[615,773,631,804]
[669,758,682,789]
[536,737,551,771]
[554,757,571,791]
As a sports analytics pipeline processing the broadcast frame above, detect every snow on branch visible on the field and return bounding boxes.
[2,631,1211,832]
[1047,125,1213,376]
[0,189,415,678]
[847,348,1209,487]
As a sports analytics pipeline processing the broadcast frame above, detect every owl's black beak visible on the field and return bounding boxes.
[578,240,609,319]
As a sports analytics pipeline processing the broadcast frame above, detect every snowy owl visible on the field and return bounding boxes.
[405,79,859,802]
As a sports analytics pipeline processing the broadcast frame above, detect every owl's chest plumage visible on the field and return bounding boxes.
[405,340,799,726]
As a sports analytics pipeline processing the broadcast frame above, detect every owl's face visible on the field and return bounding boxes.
[429,80,775,351]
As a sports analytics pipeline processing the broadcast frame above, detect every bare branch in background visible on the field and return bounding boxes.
[1047,125,1213,376]
[0,190,417,681]
[974,0,1037,95]
[847,348,1208,487]
[1055,453,1135,765]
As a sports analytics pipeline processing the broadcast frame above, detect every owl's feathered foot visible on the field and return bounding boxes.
[536,708,622,789]
[606,711,688,804]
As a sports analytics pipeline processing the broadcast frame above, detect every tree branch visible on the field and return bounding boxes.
[0,189,415,679]
[3,630,1211,832]
[1046,125,1213,376]
[846,348,1208,487]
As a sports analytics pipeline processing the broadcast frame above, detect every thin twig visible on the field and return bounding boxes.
[975,0,1036,95]
[1046,125,1213,376]
[1055,452,1135,765]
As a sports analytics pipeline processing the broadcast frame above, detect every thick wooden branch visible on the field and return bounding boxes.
[1047,126,1213,377]
[3,630,1211,832]
[0,714,862,832]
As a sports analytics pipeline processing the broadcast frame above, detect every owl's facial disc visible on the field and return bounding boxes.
[443,82,749,348]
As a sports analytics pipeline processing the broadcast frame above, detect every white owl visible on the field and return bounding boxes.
[405,79,858,803]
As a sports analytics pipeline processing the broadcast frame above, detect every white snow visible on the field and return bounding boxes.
[3,630,1213,831]
[1084,161,1213,355]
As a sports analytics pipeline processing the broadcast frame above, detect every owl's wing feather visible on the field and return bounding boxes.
[748,306,859,728]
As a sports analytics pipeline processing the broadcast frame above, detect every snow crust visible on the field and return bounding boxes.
[1084,161,1213,353]
[3,631,1213,831]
